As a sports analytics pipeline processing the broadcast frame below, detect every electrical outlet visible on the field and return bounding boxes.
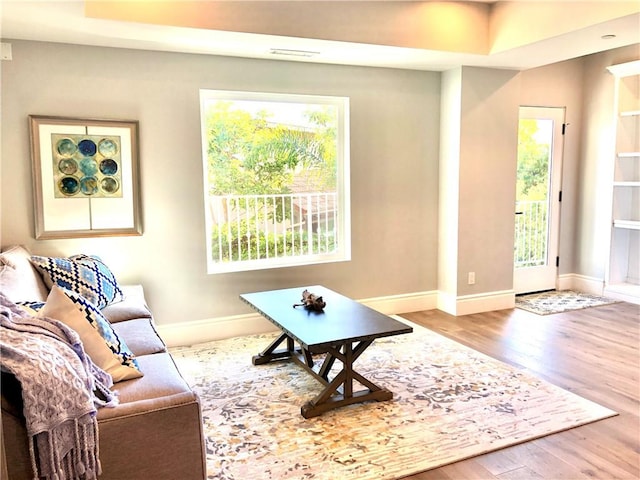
[1,43,12,61]
[468,272,475,285]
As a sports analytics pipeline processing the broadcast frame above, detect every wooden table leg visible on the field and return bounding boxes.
[300,340,393,418]
[252,332,296,365]
[253,335,394,417]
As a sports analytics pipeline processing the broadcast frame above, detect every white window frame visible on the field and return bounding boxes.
[200,89,351,274]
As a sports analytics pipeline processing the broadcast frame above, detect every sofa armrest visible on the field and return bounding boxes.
[98,391,199,420]
[102,285,153,324]
[97,395,206,480]
[1,412,8,480]
[0,245,49,303]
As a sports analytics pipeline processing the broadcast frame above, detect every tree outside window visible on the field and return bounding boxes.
[515,118,552,267]
[200,90,350,273]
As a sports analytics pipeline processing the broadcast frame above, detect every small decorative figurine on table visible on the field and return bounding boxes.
[293,289,326,312]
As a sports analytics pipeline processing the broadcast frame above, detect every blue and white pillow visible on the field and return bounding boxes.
[39,286,142,382]
[16,301,46,316]
[30,254,124,309]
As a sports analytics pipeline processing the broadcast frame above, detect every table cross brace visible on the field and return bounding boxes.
[251,332,392,418]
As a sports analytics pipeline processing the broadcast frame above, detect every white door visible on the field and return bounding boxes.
[513,107,565,294]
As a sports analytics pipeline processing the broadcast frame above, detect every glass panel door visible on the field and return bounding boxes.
[514,107,565,294]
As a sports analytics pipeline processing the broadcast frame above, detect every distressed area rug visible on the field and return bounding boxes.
[516,290,619,315]
[171,318,616,480]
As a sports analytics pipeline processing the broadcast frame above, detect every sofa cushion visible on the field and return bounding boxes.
[111,318,166,356]
[39,286,142,383]
[97,353,196,420]
[0,245,49,303]
[30,254,124,308]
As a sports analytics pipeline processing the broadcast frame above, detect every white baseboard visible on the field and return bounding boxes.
[558,274,604,295]
[157,313,277,348]
[438,290,515,316]
[559,274,639,304]
[604,283,640,304]
[157,276,632,347]
[359,290,438,315]
[158,289,515,347]
[158,290,439,347]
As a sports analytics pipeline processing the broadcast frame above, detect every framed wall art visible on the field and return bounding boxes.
[29,115,142,239]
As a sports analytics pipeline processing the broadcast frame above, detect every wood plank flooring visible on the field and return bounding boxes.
[399,301,639,480]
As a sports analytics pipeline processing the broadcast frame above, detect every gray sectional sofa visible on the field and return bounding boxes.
[0,245,206,479]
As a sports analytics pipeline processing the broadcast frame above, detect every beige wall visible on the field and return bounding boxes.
[457,66,520,297]
[2,39,637,330]
[0,40,439,327]
[517,58,585,278]
[438,66,520,306]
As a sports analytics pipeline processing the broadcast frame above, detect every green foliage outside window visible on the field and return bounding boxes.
[516,119,550,201]
[515,119,551,267]
[211,220,336,263]
[203,100,338,263]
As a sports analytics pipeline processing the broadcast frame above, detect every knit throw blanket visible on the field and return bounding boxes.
[0,294,118,480]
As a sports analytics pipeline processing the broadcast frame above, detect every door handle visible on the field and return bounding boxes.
[515,212,524,215]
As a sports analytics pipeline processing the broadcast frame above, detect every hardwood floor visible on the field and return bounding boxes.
[399,301,640,480]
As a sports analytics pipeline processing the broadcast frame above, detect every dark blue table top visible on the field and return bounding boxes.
[240,285,413,350]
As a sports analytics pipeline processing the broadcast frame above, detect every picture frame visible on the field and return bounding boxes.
[29,115,142,239]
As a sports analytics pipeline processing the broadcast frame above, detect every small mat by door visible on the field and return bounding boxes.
[516,290,619,315]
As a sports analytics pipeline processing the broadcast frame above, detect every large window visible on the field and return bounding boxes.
[200,90,351,273]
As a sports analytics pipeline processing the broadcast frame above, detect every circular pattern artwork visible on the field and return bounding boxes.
[101,177,119,194]
[78,139,97,157]
[58,176,80,196]
[98,139,118,157]
[79,157,99,177]
[58,158,78,175]
[57,138,77,157]
[80,176,99,195]
[100,158,118,175]
[52,134,123,198]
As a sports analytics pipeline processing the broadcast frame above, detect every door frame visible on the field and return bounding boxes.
[513,106,565,294]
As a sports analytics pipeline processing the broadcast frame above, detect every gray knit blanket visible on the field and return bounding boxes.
[0,294,118,480]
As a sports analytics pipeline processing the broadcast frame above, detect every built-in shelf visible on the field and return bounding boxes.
[613,181,640,187]
[604,283,640,303]
[613,219,640,230]
[605,60,640,305]
[608,59,640,77]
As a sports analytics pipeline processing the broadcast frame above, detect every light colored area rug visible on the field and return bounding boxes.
[171,318,616,480]
[516,290,619,315]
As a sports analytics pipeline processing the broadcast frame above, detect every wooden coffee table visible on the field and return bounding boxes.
[240,285,413,418]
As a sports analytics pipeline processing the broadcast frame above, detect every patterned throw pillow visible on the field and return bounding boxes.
[30,254,124,309]
[39,286,142,383]
[16,301,46,316]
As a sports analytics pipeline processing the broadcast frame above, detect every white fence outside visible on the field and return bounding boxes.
[209,193,337,262]
[514,200,548,268]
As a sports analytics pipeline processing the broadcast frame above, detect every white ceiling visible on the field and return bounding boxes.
[1,1,638,71]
